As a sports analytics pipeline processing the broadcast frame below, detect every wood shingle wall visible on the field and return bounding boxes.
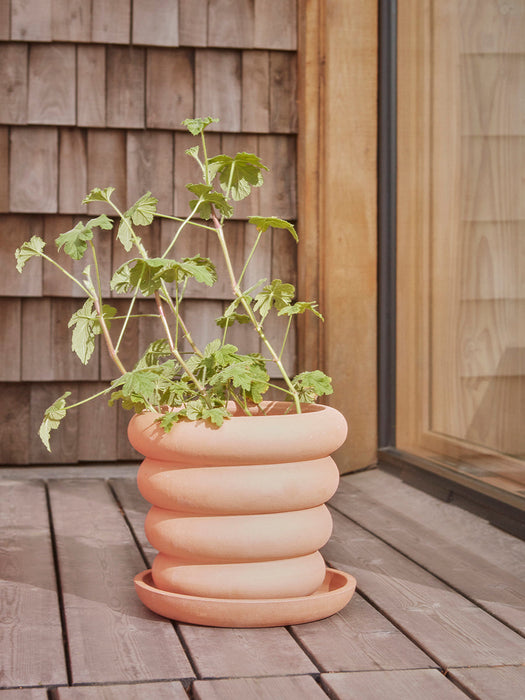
[0,0,298,465]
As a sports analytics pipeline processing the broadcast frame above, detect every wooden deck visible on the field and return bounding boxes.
[1,466,524,699]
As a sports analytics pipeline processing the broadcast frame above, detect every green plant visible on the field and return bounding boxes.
[15,117,332,451]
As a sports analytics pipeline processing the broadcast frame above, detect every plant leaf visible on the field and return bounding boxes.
[110,263,132,293]
[55,215,113,260]
[208,152,268,201]
[125,192,158,226]
[215,312,251,328]
[117,216,135,252]
[249,216,298,242]
[253,279,295,319]
[292,370,333,402]
[15,235,45,272]
[39,392,71,451]
[186,183,234,219]
[82,187,115,204]
[182,117,219,135]
[68,299,116,364]
[278,301,324,320]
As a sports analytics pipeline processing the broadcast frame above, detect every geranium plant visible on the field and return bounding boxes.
[15,117,332,451]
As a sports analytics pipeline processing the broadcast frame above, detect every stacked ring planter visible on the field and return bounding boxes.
[129,401,356,627]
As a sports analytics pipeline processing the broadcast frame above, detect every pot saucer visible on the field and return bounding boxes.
[134,567,356,628]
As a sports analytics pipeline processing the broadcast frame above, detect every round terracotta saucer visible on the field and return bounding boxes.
[134,567,356,628]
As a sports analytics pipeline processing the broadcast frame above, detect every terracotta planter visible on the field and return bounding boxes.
[129,401,356,626]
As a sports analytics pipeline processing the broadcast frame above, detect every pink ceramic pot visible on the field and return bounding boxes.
[128,401,349,621]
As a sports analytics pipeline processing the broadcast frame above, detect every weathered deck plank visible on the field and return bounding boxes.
[320,669,470,699]
[291,592,435,672]
[324,509,525,668]
[178,624,318,679]
[48,479,194,684]
[54,682,188,699]
[0,480,67,688]
[330,470,525,632]
[448,665,525,700]
[193,675,328,699]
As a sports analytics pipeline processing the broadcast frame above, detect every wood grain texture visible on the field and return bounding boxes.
[146,48,194,129]
[11,0,52,41]
[0,689,49,699]
[449,665,525,700]
[324,508,525,667]
[0,43,28,124]
[27,44,76,125]
[91,0,130,44]
[331,470,525,631]
[52,0,92,42]
[254,0,297,50]
[207,0,254,48]
[77,46,106,128]
[109,478,157,564]
[0,299,21,380]
[292,592,434,672]
[195,50,242,132]
[0,384,30,463]
[132,0,179,47]
[193,675,327,700]
[178,624,317,678]
[0,0,10,39]
[59,129,88,213]
[241,51,270,133]
[126,130,174,214]
[10,127,58,213]
[269,51,298,133]
[0,480,67,687]
[321,669,470,700]
[0,214,43,296]
[87,130,127,215]
[77,382,119,462]
[107,47,145,129]
[0,127,8,211]
[257,135,296,219]
[179,0,207,46]
[55,683,188,699]
[48,479,194,684]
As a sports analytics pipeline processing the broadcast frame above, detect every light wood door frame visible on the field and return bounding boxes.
[297,1,378,472]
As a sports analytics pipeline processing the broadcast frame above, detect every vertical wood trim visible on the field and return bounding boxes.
[297,0,378,472]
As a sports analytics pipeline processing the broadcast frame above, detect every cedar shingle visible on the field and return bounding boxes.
[107,47,145,129]
[0,127,8,211]
[0,44,28,125]
[52,0,92,42]
[10,127,58,213]
[59,128,88,214]
[242,51,270,133]
[254,0,297,50]
[258,135,296,219]
[195,50,242,132]
[208,0,254,48]
[0,299,21,380]
[270,51,298,133]
[146,48,194,129]
[126,130,174,214]
[91,0,130,44]
[11,0,52,41]
[0,214,43,296]
[86,129,127,214]
[132,0,179,47]
[179,0,207,46]
[27,44,76,126]
[77,46,106,128]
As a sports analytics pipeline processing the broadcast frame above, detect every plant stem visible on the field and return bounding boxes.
[91,294,127,375]
[210,210,301,414]
[154,291,206,394]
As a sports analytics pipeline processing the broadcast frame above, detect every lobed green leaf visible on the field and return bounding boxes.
[249,216,298,242]
[15,235,45,272]
[39,392,71,451]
